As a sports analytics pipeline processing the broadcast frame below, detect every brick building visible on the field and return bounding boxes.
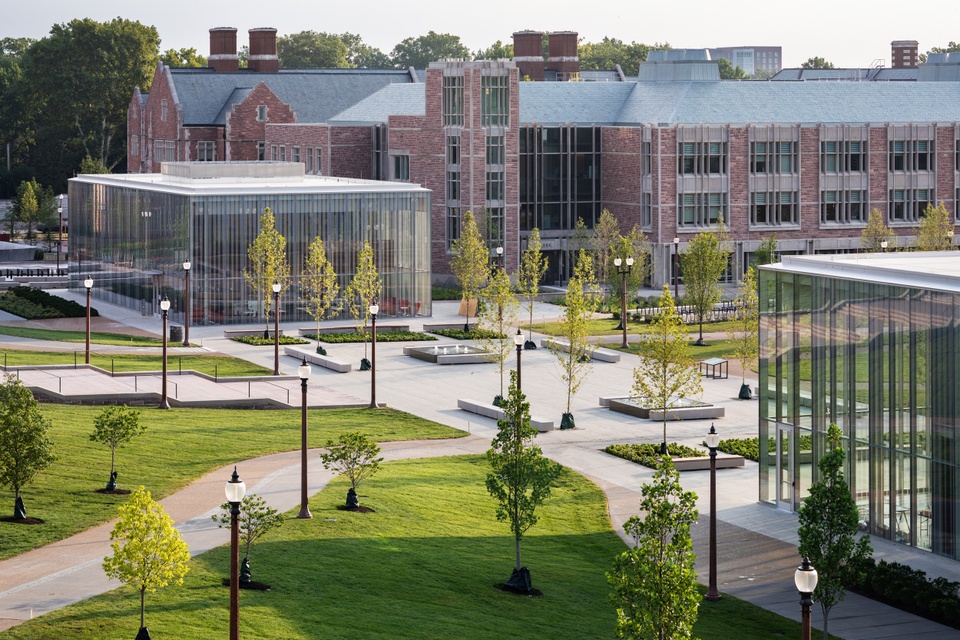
[129,29,960,287]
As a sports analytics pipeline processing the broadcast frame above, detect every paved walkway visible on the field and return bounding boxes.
[0,292,957,637]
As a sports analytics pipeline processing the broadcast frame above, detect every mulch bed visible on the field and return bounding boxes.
[336,505,376,513]
[0,516,44,525]
[494,583,544,597]
[220,579,271,591]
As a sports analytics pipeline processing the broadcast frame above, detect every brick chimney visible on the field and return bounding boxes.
[208,27,238,73]
[891,40,919,69]
[546,31,579,80]
[248,28,279,72]
[513,31,544,81]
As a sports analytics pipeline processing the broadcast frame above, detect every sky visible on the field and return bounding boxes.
[3,0,957,70]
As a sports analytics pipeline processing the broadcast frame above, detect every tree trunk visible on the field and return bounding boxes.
[140,586,146,628]
[515,536,521,572]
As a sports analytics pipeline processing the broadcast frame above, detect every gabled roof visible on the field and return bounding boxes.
[330,84,425,125]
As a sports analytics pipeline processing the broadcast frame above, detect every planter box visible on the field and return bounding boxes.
[540,338,620,363]
[606,397,724,421]
[457,398,555,432]
[284,346,352,373]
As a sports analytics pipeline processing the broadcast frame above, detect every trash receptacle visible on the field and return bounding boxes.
[169,325,183,343]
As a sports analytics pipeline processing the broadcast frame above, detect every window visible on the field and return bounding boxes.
[678,142,727,175]
[821,190,866,224]
[257,142,266,161]
[442,75,464,127]
[292,147,300,163]
[481,74,509,127]
[257,105,267,121]
[751,142,768,173]
[270,145,278,161]
[315,148,322,174]
[486,135,504,166]
[641,192,653,229]
[486,170,504,201]
[642,141,652,176]
[197,141,215,162]
[392,155,410,181]
[447,136,460,166]
[678,192,724,228]
[152,140,176,163]
[131,135,139,156]
[752,141,796,174]
[446,170,460,202]
[890,140,934,172]
[821,140,865,173]
[305,148,313,173]
[160,99,168,122]
[889,189,932,223]
[446,207,461,247]
[751,191,798,227]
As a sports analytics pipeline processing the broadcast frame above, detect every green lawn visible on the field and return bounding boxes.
[2,455,818,640]
[0,405,463,560]
[0,349,271,377]
[530,317,740,338]
[0,326,163,346]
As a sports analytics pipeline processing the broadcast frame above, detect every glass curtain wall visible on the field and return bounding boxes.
[760,268,959,559]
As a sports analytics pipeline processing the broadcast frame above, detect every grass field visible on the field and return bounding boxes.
[0,405,463,560]
[0,349,271,377]
[0,326,163,346]
[1,455,820,640]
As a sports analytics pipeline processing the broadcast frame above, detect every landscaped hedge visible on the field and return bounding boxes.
[3,286,98,319]
[847,557,960,629]
[0,293,62,319]
[431,286,463,301]
[713,434,814,463]
[604,442,705,468]
[230,335,310,346]
[307,330,437,344]
[428,328,504,340]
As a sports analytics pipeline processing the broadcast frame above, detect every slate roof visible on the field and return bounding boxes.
[330,84,425,124]
[770,68,919,81]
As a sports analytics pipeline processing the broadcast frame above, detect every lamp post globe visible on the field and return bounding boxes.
[225,467,246,640]
[795,556,818,640]
[159,296,171,409]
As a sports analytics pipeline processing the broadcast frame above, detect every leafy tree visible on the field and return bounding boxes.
[390,31,471,68]
[474,40,514,61]
[78,156,110,174]
[798,423,873,640]
[13,178,38,240]
[478,266,519,403]
[801,56,835,69]
[921,42,960,63]
[517,227,547,344]
[301,236,340,352]
[244,208,290,332]
[486,371,562,589]
[102,486,190,637]
[717,57,746,80]
[89,405,145,488]
[729,266,759,399]
[593,209,621,308]
[750,68,776,80]
[160,47,207,68]
[450,211,489,331]
[0,38,33,176]
[578,38,669,74]
[278,31,350,68]
[551,251,597,427]
[914,202,955,251]
[753,234,778,266]
[860,208,895,252]
[319,432,383,507]
[633,286,702,454]
[680,219,730,345]
[339,33,390,68]
[0,374,56,518]
[345,241,381,365]
[608,226,650,316]
[608,456,700,640]
[211,493,284,582]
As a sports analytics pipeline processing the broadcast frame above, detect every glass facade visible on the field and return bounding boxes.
[69,164,432,326]
[759,255,960,559]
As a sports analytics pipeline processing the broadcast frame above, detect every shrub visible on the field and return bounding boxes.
[309,330,437,344]
[0,292,63,319]
[847,557,960,629]
[9,286,98,318]
[33,249,44,261]
[428,328,504,340]
[230,335,310,346]
[604,442,705,468]
[431,286,462,301]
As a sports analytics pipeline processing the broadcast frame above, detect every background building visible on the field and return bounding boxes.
[708,45,782,76]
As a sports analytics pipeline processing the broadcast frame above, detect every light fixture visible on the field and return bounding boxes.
[183,260,191,271]
[706,424,720,450]
[614,257,622,267]
[159,297,170,312]
[298,359,311,381]
[513,329,524,347]
[272,282,281,294]
[794,556,818,594]
[369,302,379,316]
[84,277,93,290]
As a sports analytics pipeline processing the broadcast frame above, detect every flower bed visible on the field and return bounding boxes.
[604,443,705,468]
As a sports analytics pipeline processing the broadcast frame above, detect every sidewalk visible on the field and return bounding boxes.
[0,292,957,637]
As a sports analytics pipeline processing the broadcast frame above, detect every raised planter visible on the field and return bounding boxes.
[457,398,555,432]
[284,346,352,373]
[224,329,283,338]
[405,345,492,365]
[540,338,620,363]
[605,396,725,421]
[300,324,410,335]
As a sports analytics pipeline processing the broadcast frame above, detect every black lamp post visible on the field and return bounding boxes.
[182,260,191,346]
[84,276,93,364]
[673,236,680,300]
[514,329,524,390]
[225,468,246,640]
[57,195,63,272]
[272,282,281,376]
[795,556,818,640]
[160,295,170,409]
[369,301,379,408]
[614,256,634,347]
[298,358,312,519]
[705,423,721,601]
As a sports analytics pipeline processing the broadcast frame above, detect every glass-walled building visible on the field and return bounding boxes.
[759,253,960,560]
[69,162,431,326]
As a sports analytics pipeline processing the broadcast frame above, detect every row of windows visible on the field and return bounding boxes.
[262,145,322,174]
[678,142,727,175]
[751,142,795,174]
[481,75,509,128]
[153,140,176,163]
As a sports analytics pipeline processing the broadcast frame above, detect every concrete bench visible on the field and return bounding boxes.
[541,338,620,363]
[672,455,745,472]
[284,346,352,373]
[457,398,555,432]
[300,324,410,336]
[224,329,284,338]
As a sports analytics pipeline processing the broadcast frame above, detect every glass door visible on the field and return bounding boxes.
[777,424,794,511]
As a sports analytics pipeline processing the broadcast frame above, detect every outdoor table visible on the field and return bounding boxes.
[699,357,728,379]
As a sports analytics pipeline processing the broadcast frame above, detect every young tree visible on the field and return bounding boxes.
[13,179,38,240]
[89,405,144,490]
[680,220,730,346]
[212,493,284,583]
[102,486,190,638]
[729,267,759,399]
[486,371,562,592]
[914,202,955,251]
[551,250,597,429]
[0,374,56,518]
[450,211,489,332]
[753,234,778,266]
[633,286,702,454]
[516,227,547,347]
[608,227,651,321]
[798,423,873,640]
[593,209,621,308]
[860,209,896,252]
[301,236,340,354]
[319,432,383,507]
[478,266,519,404]
[345,241,381,368]
[608,457,701,640]
[244,208,290,333]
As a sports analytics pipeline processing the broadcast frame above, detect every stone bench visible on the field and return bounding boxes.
[540,338,620,363]
[672,455,745,472]
[457,398,555,432]
[284,346,352,373]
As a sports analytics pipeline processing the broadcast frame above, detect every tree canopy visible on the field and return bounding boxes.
[860,209,896,252]
[577,38,668,74]
[278,31,350,68]
[390,31,470,68]
[717,57,746,80]
[801,56,835,69]
[160,47,206,68]
[0,374,56,517]
[914,202,955,251]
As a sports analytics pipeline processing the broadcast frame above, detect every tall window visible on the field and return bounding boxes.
[292,147,301,163]
[160,99,168,122]
[751,141,796,174]
[447,135,460,165]
[486,135,504,166]
[679,193,724,228]
[446,170,460,203]
[442,75,464,127]
[822,141,866,173]
[257,105,267,121]
[392,155,410,181]
[306,148,313,173]
[751,191,798,227]
[678,142,727,175]
[481,75,509,127]
[315,148,322,174]
[641,192,653,229]
[890,140,934,172]
[131,135,139,156]
[446,207,461,246]
[197,141,215,162]
[821,190,866,224]
[257,142,266,161]
[890,189,932,223]
[486,170,504,201]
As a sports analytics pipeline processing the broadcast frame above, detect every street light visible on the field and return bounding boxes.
[614,256,634,348]
[369,301,379,408]
[496,245,504,269]
[673,237,680,299]
[272,282,281,376]
[225,467,247,640]
[705,423,721,601]
[879,241,888,253]
[182,260,191,346]
[84,276,93,364]
[795,556,818,640]
[57,195,63,272]
[514,329,524,390]
[159,295,171,409]
[298,358,312,519]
